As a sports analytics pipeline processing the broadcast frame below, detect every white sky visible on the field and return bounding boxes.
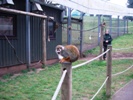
[72,0,128,17]
[109,0,127,7]
[109,0,128,18]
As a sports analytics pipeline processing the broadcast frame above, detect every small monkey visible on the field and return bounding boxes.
[55,45,80,63]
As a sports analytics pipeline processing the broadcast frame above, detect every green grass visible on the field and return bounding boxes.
[73,59,133,100]
[83,33,133,55]
[112,34,133,53]
[0,59,133,100]
[0,64,61,100]
[0,34,133,100]
[83,47,99,55]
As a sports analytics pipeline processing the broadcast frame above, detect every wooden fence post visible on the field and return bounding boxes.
[106,45,112,97]
[67,8,72,45]
[99,23,104,61]
[61,63,72,100]
[42,19,47,65]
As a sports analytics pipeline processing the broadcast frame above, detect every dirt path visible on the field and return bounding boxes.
[81,53,133,61]
[112,53,133,58]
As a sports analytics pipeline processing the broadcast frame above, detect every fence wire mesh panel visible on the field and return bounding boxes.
[62,23,81,47]
[128,20,133,34]
[82,16,98,52]
[119,19,126,36]
[71,23,80,48]
[62,24,68,45]
[111,18,118,38]
[102,16,110,28]
[62,16,130,55]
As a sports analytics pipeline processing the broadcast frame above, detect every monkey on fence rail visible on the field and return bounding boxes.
[55,45,80,63]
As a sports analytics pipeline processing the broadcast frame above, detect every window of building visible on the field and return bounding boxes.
[0,13,16,38]
[48,20,56,40]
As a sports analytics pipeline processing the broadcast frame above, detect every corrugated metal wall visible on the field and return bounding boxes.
[0,0,26,67]
[31,5,62,60]
[30,16,43,62]
[0,0,62,67]
[42,5,62,60]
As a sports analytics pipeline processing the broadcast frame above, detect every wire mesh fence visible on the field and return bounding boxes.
[127,20,133,34]
[82,16,98,52]
[62,15,130,53]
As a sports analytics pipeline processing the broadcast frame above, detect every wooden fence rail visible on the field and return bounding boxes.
[0,7,53,19]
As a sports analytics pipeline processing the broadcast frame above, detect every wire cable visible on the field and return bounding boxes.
[72,49,110,69]
[62,25,99,32]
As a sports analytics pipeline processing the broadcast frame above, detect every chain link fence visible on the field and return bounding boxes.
[127,20,133,34]
[62,15,130,53]
[82,16,98,52]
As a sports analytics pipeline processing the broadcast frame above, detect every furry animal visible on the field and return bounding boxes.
[55,45,80,63]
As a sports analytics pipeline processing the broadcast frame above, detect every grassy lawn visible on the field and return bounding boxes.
[84,33,133,55]
[0,34,133,100]
[112,34,133,53]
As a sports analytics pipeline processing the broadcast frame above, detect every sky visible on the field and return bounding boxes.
[71,0,128,17]
[109,0,127,7]
[108,0,128,18]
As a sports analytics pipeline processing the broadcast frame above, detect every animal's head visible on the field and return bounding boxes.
[55,45,65,55]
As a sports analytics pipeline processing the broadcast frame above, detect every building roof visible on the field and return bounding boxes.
[30,0,64,11]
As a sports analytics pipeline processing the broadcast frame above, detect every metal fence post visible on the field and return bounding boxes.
[127,20,128,34]
[98,15,101,45]
[67,8,72,45]
[26,0,31,69]
[61,63,72,100]
[117,16,120,36]
[106,45,112,97]
[80,13,84,57]
[123,18,126,34]
[99,23,104,61]
[109,16,112,35]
